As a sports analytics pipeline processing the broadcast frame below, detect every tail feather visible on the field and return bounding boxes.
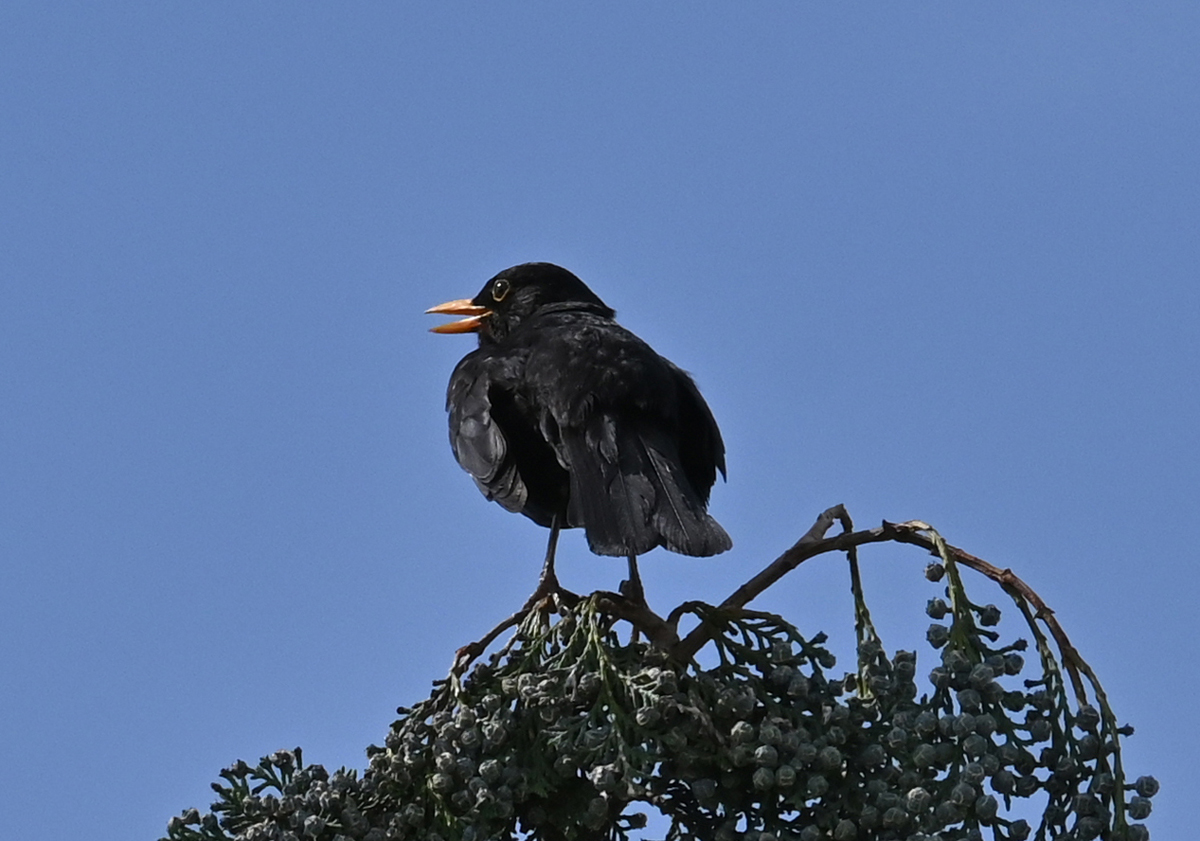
[643,436,731,556]
[563,415,656,555]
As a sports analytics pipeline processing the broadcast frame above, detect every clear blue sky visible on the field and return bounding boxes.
[2,4,1195,839]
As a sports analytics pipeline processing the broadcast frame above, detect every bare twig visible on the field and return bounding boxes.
[717,503,860,612]
[452,606,528,676]
[674,505,886,659]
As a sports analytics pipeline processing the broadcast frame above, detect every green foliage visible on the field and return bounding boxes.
[164,528,1156,841]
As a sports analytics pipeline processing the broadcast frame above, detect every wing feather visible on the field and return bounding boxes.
[447,355,527,515]
[561,410,730,557]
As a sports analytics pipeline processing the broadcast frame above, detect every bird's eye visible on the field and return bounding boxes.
[491,278,511,302]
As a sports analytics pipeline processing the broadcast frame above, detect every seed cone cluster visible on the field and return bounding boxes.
[165,528,1157,841]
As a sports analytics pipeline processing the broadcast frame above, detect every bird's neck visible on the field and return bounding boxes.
[532,301,616,320]
[480,301,617,345]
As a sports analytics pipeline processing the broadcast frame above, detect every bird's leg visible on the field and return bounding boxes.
[538,518,562,592]
[620,553,647,607]
[525,517,577,610]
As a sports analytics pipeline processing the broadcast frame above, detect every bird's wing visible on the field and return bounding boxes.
[446,353,529,516]
[559,409,731,557]
[531,318,731,557]
[640,419,731,555]
[666,359,727,503]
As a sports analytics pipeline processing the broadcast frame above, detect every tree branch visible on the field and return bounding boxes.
[672,510,1088,702]
[451,505,1089,704]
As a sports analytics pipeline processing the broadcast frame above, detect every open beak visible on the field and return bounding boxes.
[425,299,492,334]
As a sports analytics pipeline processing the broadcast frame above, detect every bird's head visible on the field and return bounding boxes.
[427,263,614,342]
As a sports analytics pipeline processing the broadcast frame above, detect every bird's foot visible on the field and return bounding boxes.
[619,575,648,609]
[522,568,580,612]
[620,554,648,609]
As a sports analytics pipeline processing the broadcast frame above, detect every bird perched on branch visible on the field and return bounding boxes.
[427,262,731,603]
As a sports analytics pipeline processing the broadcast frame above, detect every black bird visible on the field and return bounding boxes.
[427,262,730,601]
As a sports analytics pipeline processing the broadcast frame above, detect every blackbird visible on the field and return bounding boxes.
[427,262,730,600]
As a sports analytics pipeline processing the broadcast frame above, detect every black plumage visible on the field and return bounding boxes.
[428,262,730,593]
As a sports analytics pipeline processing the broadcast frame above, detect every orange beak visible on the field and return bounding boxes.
[425,299,492,334]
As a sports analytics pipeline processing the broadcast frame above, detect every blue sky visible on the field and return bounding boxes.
[2,4,1195,839]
